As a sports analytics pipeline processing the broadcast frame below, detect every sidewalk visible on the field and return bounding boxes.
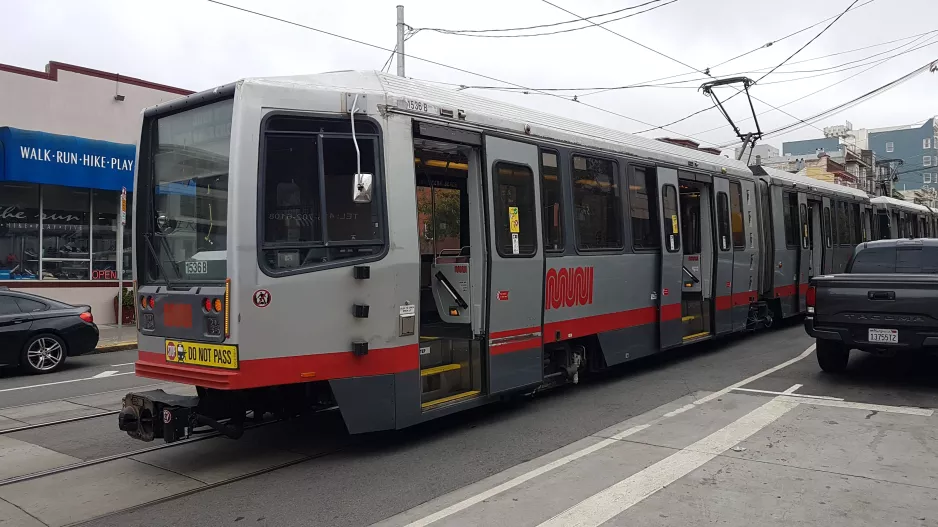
[95,324,137,353]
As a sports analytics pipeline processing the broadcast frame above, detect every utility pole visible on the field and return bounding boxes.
[396,5,405,77]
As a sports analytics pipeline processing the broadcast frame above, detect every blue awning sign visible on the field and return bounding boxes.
[0,127,135,191]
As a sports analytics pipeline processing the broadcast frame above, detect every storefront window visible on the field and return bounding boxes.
[41,186,90,280]
[92,190,133,280]
[0,183,40,280]
[0,184,133,283]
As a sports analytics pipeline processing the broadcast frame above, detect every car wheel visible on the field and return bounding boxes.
[21,334,68,374]
[816,339,848,373]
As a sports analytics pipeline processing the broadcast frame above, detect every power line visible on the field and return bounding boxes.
[204,0,720,147]
[580,0,883,98]
[539,0,703,75]
[753,0,863,84]
[716,58,937,148]
[450,30,938,97]
[418,0,668,34]
[636,0,864,135]
[707,0,877,72]
[691,33,938,137]
[417,0,678,38]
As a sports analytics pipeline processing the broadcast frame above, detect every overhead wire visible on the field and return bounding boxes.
[204,0,722,147]
[444,30,938,97]
[690,32,938,137]
[715,58,938,148]
[635,0,866,136]
[707,0,877,72]
[418,0,668,34]
[579,0,883,98]
[416,0,678,38]
[753,0,861,84]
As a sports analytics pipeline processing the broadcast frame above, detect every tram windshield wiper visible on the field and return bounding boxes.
[143,233,180,288]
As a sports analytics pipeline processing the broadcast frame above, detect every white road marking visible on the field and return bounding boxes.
[0,372,134,393]
[404,345,818,527]
[0,382,167,412]
[91,371,119,379]
[732,387,843,401]
[780,395,934,416]
[537,394,800,527]
[109,362,135,367]
[782,383,802,394]
[403,424,650,527]
[690,344,816,408]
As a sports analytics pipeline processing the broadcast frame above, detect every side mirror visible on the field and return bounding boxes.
[353,173,373,204]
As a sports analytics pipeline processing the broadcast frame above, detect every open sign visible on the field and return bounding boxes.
[92,269,118,280]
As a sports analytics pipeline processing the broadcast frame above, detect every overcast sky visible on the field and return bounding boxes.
[2,0,936,155]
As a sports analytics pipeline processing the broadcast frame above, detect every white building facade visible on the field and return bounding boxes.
[0,61,191,324]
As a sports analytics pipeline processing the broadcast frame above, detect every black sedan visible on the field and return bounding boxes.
[0,287,99,374]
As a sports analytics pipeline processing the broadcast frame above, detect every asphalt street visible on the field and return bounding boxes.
[81,321,823,527]
[6,320,937,527]
[0,349,158,409]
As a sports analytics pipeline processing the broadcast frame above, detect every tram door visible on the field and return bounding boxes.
[657,167,684,349]
[821,198,833,273]
[808,200,822,278]
[678,174,714,342]
[796,193,810,313]
[482,136,544,394]
[712,176,734,336]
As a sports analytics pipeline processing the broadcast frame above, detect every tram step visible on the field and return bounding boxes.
[421,390,480,410]
[682,331,711,342]
[681,315,697,322]
[420,363,462,377]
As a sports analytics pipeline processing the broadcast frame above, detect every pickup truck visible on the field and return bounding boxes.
[805,238,938,373]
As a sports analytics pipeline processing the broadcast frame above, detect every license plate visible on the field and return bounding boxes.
[165,340,238,369]
[868,328,898,343]
[185,261,208,275]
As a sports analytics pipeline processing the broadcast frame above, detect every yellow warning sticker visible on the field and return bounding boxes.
[509,207,520,233]
[671,214,679,234]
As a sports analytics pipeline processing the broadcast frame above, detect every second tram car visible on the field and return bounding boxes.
[118,71,936,442]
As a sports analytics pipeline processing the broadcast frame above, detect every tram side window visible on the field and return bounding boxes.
[823,206,833,248]
[662,185,680,253]
[716,192,731,251]
[799,204,809,249]
[837,201,850,246]
[540,149,564,252]
[260,121,382,272]
[783,192,798,248]
[729,181,745,249]
[850,203,861,244]
[628,165,659,249]
[493,162,537,257]
[572,155,622,250]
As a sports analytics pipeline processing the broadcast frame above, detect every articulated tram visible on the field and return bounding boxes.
[118,71,937,442]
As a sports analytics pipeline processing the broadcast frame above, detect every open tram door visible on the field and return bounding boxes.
[482,136,545,395]
[656,167,685,349]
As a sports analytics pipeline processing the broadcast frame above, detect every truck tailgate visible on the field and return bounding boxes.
[815,274,938,346]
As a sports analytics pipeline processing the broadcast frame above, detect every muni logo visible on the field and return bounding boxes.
[545,266,594,310]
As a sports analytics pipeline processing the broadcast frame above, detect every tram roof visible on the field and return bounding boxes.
[754,165,870,201]
[242,70,754,179]
[870,195,933,214]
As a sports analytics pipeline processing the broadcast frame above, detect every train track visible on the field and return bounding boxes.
[69,444,348,527]
[0,406,351,526]
[0,409,120,435]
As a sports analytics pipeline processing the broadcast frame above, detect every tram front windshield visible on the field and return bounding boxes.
[143,99,233,285]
